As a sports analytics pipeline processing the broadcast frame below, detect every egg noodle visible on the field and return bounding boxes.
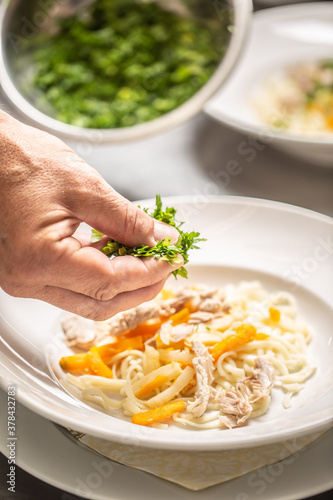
[60,281,316,429]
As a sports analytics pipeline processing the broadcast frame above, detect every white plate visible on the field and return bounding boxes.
[204,3,333,168]
[0,196,333,450]
[0,387,333,500]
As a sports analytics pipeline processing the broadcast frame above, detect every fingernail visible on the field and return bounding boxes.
[153,220,179,244]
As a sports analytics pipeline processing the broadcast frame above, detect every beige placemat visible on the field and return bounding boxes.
[68,426,331,490]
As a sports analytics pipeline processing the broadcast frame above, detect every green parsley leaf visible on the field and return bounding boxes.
[91,229,104,243]
[91,195,205,278]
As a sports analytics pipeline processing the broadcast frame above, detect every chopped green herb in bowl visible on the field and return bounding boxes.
[19,0,233,129]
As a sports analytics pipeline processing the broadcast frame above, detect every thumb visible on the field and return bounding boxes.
[67,171,179,247]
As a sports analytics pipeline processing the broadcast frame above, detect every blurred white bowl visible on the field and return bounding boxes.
[0,0,251,143]
[204,2,333,168]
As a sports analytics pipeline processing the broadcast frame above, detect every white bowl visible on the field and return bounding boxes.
[204,2,333,168]
[0,0,251,143]
[0,196,332,451]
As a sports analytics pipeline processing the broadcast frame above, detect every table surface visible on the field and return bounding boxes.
[0,449,332,500]
[0,1,333,498]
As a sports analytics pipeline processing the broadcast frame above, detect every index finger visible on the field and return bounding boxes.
[44,237,184,301]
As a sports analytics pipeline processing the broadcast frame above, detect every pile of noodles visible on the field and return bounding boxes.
[62,281,316,429]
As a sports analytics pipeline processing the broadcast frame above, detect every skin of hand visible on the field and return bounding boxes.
[0,110,183,320]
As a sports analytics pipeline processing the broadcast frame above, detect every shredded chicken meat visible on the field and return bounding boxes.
[159,322,195,345]
[219,357,275,428]
[105,294,193,337]
[62,292,194,348]
[62,284,231,349]
[62,316,98,350]
[186,341,215,418]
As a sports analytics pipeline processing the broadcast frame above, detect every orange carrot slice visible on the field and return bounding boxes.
[117,306,191,343]
[169,307,190,326]
[60,351,113,377]
[90,336,143,362]
[136,375,170,399]
[326,115,333,130]
[269,307,281,322]
[132,400,185,426]
[59,353,90,372]
[88,351,113,378]
[255,332,269,340]
[117,321,163,340]
[211,324,257,362]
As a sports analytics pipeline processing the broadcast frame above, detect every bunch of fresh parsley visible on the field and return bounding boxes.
[91,195,205,278]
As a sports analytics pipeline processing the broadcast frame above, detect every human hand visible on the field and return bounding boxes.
[0,111,182,320]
